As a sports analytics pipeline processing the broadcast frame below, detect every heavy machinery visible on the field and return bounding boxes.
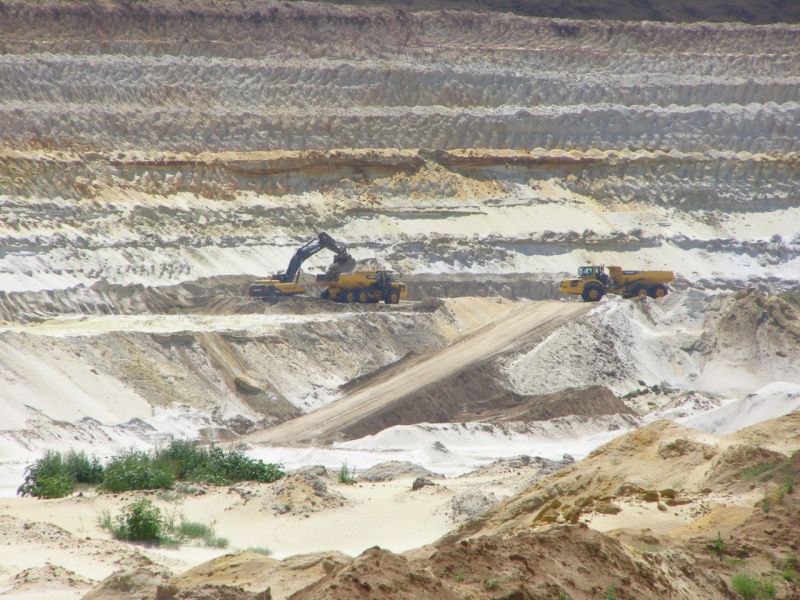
[319,270,408,304]
[560,265,674,302]
[248,232,356,298]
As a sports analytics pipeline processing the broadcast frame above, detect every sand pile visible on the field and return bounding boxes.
[269,470,347,516]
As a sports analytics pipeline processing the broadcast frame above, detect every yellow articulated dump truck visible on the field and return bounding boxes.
[560,265,675,302]
[319,270,408,304]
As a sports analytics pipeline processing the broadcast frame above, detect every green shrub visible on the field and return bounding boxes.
[107,500,164,543]
[64,450,104,484]
[20,442,284,498]
[102,450,174,493]
[18,451,73,498]
[17,450,104,498]
[245,546,272,556]
[484,578,499,590]
[153,442,284,485]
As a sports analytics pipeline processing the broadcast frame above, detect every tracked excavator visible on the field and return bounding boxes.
[560,265,674,302]
[248,232,356,298]
[248,233,408,304]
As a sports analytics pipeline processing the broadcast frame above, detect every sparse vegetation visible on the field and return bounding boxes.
[204,535,230,548]
[730,572,776,600]
[484,577,499,590]
[338,462,357,484]
[710,531,726,559]
[740,462,779,482]
[19,442,285,497]
[177,519,213,539]
[604,583,617,600]
[782,554,799,582]
[244,546,273,556]
[453,569,464,583]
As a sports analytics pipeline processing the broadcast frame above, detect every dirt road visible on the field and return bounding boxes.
[250,301,592,445]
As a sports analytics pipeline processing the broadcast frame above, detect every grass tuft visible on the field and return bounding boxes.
[338,462,357,484]
[730,572,776,600]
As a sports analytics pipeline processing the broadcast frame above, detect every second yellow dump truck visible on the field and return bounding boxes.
[319,270,408,304]
[560,265,674,302]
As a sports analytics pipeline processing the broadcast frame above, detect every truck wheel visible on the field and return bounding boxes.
[357,288,368,303]
[345,290,356,303]
[632,285,648,298]
[648,284,668,299]
[385,292,399,304]
[581,284,604,302]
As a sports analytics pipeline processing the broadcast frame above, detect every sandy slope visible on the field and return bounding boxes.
[249,301,591,444]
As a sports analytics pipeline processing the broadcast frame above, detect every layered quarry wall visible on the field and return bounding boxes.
[1,1,798,299]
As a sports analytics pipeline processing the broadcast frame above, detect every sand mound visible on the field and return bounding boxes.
[4,563,93,594]
[448,491,499,524]
[270,472,347,516]
[288,546,456,600]
[171,551,350,600]
[358,461,442,482]
[83,567,172,600]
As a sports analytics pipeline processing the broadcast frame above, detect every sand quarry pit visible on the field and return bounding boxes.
[1,1,800,598]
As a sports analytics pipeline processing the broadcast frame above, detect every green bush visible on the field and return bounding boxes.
[101,505,227,548]
[153,442,284,485]
[17,450,102,498]
[20,442,284,498]
[245,546,272,556]
[64,450,104,484]
[107,499,164,543]
[102,450,175,493]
